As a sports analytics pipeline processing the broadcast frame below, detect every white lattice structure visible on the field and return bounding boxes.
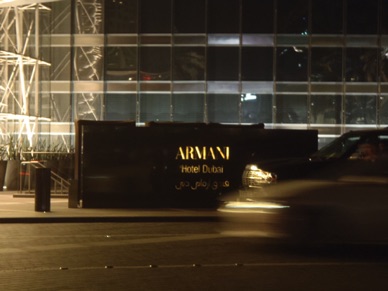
[0,0,54,157]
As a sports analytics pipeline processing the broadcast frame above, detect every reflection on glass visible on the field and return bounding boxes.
[207,0,239,33]
[347,0,378,35]
[51,94,72,122]
[207,94,240,123]
[106,47,137,81]
[277,0,308,34]
[241,94,272,124]
[276,47,308,81]
[276,94,307,123]
[242,0,274,33]
[311,48,342,82]
[207,47,239,81]
[74,47,103,81]
[140,94,171,122]
[173,0,205,33]
[75,0,103,34]
[140,47,170,81]
[346,48,378,82]
[241,47,273,81]
[173,47,205,80]
[172,94,204,122]
[380,48,388,82]
[380,96,388,124]
[51,47,71,80]
[50,1,72,34]
[75,93,103,120]
[105,94,136,121]
[345,95,376,124]
[310,95,341,124]
[311,0,343,34]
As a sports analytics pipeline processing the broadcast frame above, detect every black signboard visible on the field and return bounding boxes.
[70,121,318,208]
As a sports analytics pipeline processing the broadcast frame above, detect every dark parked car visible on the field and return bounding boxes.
[218,129,388,245]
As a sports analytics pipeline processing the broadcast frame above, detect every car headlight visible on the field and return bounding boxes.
[242,164,277,188]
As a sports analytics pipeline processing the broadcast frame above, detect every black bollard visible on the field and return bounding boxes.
[35,168,51,212]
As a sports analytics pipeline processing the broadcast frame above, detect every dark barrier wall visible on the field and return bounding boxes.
[70,121,318,208]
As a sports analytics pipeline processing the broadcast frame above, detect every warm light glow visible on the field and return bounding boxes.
[226,201,289,209]
[243,164,277,186]
[219,201,289,213]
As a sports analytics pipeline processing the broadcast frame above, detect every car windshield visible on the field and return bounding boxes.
[311,131,388,161]
[310,134,362,160]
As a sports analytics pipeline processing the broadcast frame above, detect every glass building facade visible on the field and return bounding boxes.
[1,0,388,153]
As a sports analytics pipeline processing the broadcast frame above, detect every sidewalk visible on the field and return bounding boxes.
[0,192,220,223]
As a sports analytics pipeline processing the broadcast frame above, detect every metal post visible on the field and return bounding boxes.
[35,168,51,212]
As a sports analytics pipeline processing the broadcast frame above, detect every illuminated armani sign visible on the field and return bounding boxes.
[175,146,230,160]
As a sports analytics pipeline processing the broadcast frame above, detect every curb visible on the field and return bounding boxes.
[0,215,221,224]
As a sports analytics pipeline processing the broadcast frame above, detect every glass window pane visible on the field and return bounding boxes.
[381,48,388,82]
[380,95,388,124]
[382,0,388,34]
[105,0,137,33]
[347,0,378,34]
[140,94,171,122]
[242,0,274,33]
[173,47,205,81]
[311,48,342,82]
[277,0,308,34]
[346,48,378,82]
[50,1,71,34]
[207,47,239,81]
[105,47,137,81]
[207,94,240,123]
[173,0,205,33]
[312,0,343,34]
[345,95,377,124]
[276,47,308,81]
[208,0,239,33]
[140,0,171,33]
[74,47,103,81]
[140,47,171,81]
[241,47,273,81]
[310,95,342,124]
[74,0,103,34]
[276,94,307,123]
[51,94,72,122]
[241,93,272,124]
[172,94,204,122]
[75,93,103,120]
[105,94,137,121]
[51,47,71,80]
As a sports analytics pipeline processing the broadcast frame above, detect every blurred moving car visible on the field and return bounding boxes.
[218,129,388,245]
[240,129,388,192]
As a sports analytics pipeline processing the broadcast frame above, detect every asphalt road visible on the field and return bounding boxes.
[0,222,387,291]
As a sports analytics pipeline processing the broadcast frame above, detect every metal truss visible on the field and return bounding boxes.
[0,2,51,157]
[0,0,103,159]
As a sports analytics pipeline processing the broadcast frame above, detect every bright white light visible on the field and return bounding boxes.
[293,46,303,53]
[241,93,257,102]
[219,201,289,213]
[247,164,259,171]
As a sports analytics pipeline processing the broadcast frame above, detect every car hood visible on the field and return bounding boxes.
[245,156,317,181]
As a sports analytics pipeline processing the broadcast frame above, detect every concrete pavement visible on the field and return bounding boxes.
[0,191,221,223]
